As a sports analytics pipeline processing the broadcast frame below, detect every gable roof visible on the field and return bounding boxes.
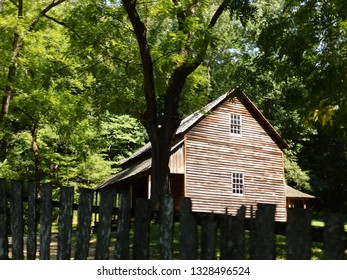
[96,88,288,190]
[121,88,287,167]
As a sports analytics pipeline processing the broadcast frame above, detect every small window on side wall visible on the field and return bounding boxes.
[232,172,244,195]
[230,114,241,135]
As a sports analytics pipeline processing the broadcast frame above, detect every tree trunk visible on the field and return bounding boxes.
[0,33,22,161]
[150,135,172,207]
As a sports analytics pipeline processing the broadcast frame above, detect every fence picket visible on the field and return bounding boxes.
[0,179,8,260]
[220,206,246,259]
[57,186,74,260]
[39,183,53,260]
[94,189,115,260]
[10,180,24,260]
[251,203,276,260]
[159,195,174,260]
[114,191,131,260]
[133,198,152,260]
[286,208,312,260]
[323,213,346,260]
[179,197,197,260]
[27,181,37,260]
[201,213,217,260]
[74,188,94,260]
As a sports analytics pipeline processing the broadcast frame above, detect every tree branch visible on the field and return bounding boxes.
[209,0,230,29]
[43,14,81,38]
[28,0,66,32]
[162,0,231,136]
[121,0,157,130]
[9,0,18,8]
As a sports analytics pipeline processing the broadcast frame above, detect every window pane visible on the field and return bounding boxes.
[230,114,241,134]
[232,172,244,194]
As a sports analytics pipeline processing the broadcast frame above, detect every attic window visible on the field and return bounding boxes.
[230,114,241,135]
[232,172,244,195]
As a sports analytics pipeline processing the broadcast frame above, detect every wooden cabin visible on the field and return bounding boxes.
[97,88,289,221]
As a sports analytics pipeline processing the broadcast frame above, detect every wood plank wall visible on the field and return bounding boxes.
[185,97,287,221]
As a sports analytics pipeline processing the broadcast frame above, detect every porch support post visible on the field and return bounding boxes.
[147,175,151,200]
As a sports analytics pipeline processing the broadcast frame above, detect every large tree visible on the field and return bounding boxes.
[118,0,256,205]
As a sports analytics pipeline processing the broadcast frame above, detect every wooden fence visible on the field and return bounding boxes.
[0,179,346,260]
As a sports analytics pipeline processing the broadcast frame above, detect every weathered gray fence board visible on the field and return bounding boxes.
[286,208,312,260]
[27,181,37,260]
[74,188,94,260]
[10,180,23,260]
[324,213,346,260]
[179,197,197,259]
[94,189,115,260]
[0,179,8,260]
[57,186,74,260]
[133,198,152,260]
[39,183,53,260]
[220,206,246,259]
[159,195,174,260]
[251,204,276,260]
[201,213,217,260]
[114,191,131,260]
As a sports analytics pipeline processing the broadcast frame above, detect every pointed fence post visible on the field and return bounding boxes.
[323,213,346,260]
[57,186,74,260]
[159,195,174,260]
[10,180,24,260]
[201,213,217,260]
[27,181,37,260]
[133,198,152,260]
[74,188,94,260]
[39,183,53,260]
[220,206,246,260]
[114,191,131,260]
[286,208,312,260]
[0,179,8,260]
[95,188,115,260]
[179,197,197,260]
[250,204,276,260]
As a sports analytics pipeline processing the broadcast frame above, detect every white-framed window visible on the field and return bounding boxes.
[232,172,244,195]
[230,114,241,135]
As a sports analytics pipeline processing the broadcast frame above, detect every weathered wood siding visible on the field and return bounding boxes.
[185,97,287,221]
[169,142,185,174]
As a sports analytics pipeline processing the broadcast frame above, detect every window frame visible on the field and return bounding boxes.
[230,113,242,135]
[232,172,244,195]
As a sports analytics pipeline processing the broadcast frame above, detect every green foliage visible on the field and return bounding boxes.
[284,150,311,192]
[1,0,345,211]
[0,0,147,188]
[96,113,147,164]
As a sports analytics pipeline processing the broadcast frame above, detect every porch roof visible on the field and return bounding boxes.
[96,157,151,190]
[285,185,315,199]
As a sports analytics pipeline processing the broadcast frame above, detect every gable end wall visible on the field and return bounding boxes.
[185,97,287,221]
